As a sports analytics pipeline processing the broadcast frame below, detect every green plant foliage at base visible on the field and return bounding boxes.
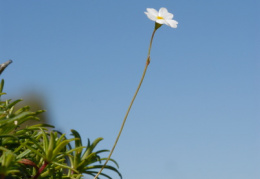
[0,79,121,179]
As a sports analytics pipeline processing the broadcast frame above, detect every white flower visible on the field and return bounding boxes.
[144,7,178,28]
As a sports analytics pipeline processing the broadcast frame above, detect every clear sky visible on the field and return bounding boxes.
[1,0,259,179]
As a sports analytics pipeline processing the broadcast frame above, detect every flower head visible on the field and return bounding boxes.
[144,7,178,28]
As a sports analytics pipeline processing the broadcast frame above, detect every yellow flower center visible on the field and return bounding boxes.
[157,16,164,20]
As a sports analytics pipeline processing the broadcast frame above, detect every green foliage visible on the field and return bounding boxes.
[0,79,121,179]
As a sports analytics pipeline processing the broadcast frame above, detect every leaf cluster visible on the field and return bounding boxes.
[0,80,121,179]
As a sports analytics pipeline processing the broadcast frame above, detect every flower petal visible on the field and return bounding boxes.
[156,19,166,24]
[158,8,168,16]
[146,8,158,18]
[145,8,159,21]
[145,12,157,21]
[166,19,178,28]
[163,12,174,20]
[159,7,174,20]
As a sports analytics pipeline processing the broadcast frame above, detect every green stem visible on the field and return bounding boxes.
[94,28,157,179]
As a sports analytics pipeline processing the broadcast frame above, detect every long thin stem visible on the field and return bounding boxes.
[94,28,157,179]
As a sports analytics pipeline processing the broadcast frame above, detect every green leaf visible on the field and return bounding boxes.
[71,129,82,148]
[82,137,103,160]
[6,99,23,109]
[83,170,112,179]
[28,123,54,129]
[46,132,55,161]
[85,165,122,179]
[66,146,86,155]
[16,149,31,159]
[55,133,66,146]
[52,138,78,158]
[0,79,4,94]
[52,161,79,173]
[99,157,120,169]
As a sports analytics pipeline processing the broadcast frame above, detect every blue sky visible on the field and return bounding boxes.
[1,0,259,179]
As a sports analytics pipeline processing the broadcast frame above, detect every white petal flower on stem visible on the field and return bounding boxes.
[144,7,178,28]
